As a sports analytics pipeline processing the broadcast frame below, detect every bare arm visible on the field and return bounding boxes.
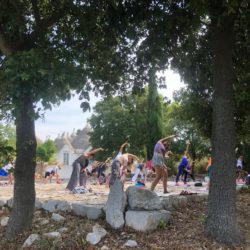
[87,147,104,155]
[119,142,129,153]
[184,140,190,156]
[158,134,176,143]
[104,157,112,164]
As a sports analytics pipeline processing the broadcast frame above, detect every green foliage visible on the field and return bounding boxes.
[36,139,56,163]
[158,219,167,229]
[0,123,16,165]
[199,213,207,223]
[89,91,149,160]
[163,101,211,160]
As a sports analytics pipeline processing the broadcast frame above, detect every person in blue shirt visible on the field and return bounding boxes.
[175,141,190,186]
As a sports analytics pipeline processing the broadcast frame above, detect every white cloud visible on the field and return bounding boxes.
[35,70,184,141]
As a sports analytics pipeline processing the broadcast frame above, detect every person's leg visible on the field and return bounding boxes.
[162,167,168,193]
[151,166,162,191]
[80,171,88,187]
[106,174,111,188]
[132,167,140,182]
[66,162,80,191]
[190,173,195,181]
[176,166,184,184]
[56,173,61,184]
[8,173,13,185]
[183,170,188,184]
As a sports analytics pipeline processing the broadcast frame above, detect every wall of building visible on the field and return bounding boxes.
[56,144,83,179]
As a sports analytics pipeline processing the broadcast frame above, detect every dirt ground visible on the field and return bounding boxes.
[0,178,209,204]
[0,190,249,250]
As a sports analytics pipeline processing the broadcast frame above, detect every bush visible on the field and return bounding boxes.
[195,158,209,175]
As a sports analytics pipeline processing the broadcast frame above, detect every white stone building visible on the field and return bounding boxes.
[54,125,92,179]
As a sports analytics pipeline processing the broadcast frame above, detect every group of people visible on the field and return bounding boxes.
[65,134,199,194]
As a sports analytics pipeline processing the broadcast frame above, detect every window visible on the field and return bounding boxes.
[63,152,69,165]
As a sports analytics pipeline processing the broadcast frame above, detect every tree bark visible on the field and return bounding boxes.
[6,91,37,239]
[205,14,245,245]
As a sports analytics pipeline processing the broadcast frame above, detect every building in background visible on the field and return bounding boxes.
[54,124,92,178]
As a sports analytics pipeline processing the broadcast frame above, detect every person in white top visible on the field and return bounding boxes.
[44,163,61,183]
[109,142,139,187]
[0,162,14,185]
[236,156,243,170]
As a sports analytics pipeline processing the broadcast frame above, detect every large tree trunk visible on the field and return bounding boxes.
[6,92,37,239]
[205,13,244,245]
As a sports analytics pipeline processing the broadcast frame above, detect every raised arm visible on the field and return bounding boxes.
[87,147,104,155]
[104,157,112,164]
[184,140,190,156]
[119,142,129,153]
[158,134,176,143]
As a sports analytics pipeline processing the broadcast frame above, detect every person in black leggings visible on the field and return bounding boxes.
[66,147,104,191]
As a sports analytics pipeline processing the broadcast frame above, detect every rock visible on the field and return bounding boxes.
[7,198,13,208]
[0,200,6,207]
[42,200,71,213]
[126,186,163,210]
[86,205,104,220]
[171,196,188,209]
[190,193,208,202]
[93,224,107,238]
[43,231,61,239]
[57,201,72,212]
[101,245,109,250]
[40,219,50,225]
[42,200,59,213]
[160,197,174,211]
[0,216,9,227]
[72,203,104,220]
[125,210,171,231]
[51,213,66,222]
[71,203,87,217]
[106,180,127,229]
[35,199,43,209]
[86,225,107,245]
[22,234,40,248]
[58,227,68,233]
[86,232,102,245]
[124,240,138,247]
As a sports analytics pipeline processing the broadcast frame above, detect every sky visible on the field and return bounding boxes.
[35,70,185,141]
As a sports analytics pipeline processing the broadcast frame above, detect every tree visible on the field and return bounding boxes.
[89,91,149,159]
[204,3,243,244]
[36,139,57,163]
[0,1,136,238]
[147,69,163,159]
[163,102,210,160]
[120,0,248,245]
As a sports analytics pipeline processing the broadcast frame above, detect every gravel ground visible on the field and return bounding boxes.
[0,189,249,250]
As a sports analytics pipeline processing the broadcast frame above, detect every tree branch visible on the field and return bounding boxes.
[17,4,69,50]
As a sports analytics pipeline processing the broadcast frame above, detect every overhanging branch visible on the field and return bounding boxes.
[17,3,69,50]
